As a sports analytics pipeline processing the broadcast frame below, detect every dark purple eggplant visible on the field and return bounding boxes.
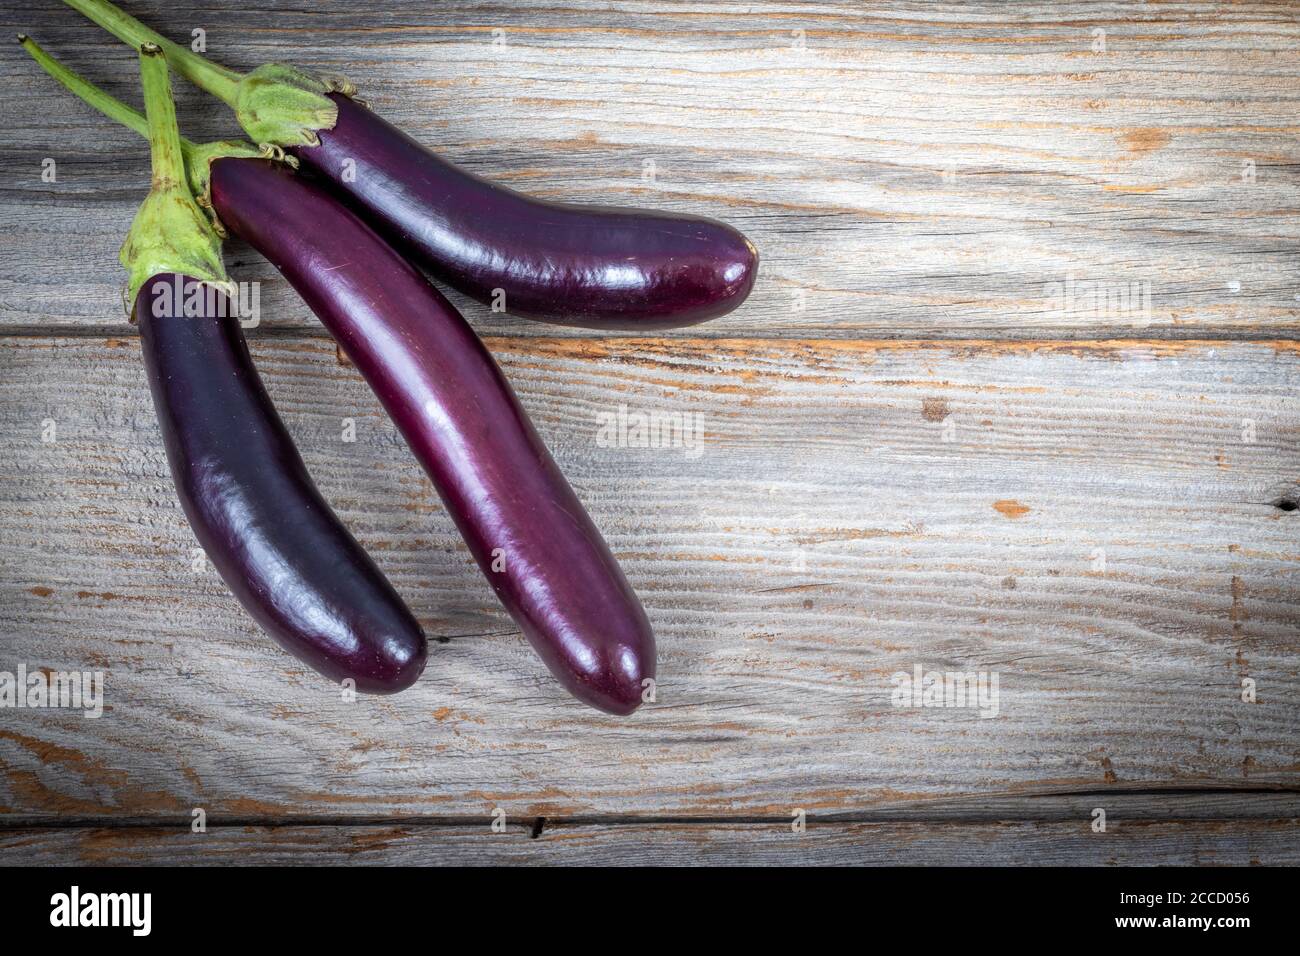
[299,92,759,329]
[136,274,428,693]
[61,0,759,330]
[209,158,655,714]
[21,35,656,713]
[112,44,427,693]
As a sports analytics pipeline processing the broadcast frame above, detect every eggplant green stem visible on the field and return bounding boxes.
[119,44,231,313]
[140,45,186,189]
[18,34,282,211]
[62,0,239,104]
[61,0,346,147]
[20,34,144,137]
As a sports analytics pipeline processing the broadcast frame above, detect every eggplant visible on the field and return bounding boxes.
[26,37,655,714]
[60,0,759,330]
[209,157,656,714]
[137,273,428,692]
[300,92,759,329]
[119,45,428,693]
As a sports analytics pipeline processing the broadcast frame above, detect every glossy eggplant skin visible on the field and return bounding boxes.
[209,160,656,714]
[135,273,428,693]
[293,93,758,330]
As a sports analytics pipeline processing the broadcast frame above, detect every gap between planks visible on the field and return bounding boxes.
[4,330,1300,355]
[3,327,1300,347]
[5,821,1298,866]
[4,786,1299,830]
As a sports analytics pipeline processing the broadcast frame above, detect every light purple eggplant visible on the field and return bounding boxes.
[209,158,655,713]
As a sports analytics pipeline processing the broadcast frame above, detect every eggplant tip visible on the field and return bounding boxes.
[390,640,431,693]
[354,633,430,695]
[573,643,655,716]
[714,228,759,309]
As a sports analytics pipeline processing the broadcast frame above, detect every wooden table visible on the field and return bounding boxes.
[1,0,1297,865]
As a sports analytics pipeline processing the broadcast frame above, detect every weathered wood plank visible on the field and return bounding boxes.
[6,786,1296,825]
[5,817,1298,866]
[2,1,1296,336]
[1,335,1296,819]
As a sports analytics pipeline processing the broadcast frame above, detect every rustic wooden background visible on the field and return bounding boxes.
[1,0,1297,865]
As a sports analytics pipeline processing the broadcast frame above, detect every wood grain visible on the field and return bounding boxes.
[1,0,1297,865]
[1,335,1296,821]
[5,813,1299,866]
[1,0,1296,337]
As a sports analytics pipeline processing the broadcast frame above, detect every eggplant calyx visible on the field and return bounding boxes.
[185,141,293,238]
[234,63,339,147]
[320,74,371,110]
[120,187,232,316]
[184,140,267,209]
[321,74,358,98]
[121,45,232,314]
[185,142,296,232]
